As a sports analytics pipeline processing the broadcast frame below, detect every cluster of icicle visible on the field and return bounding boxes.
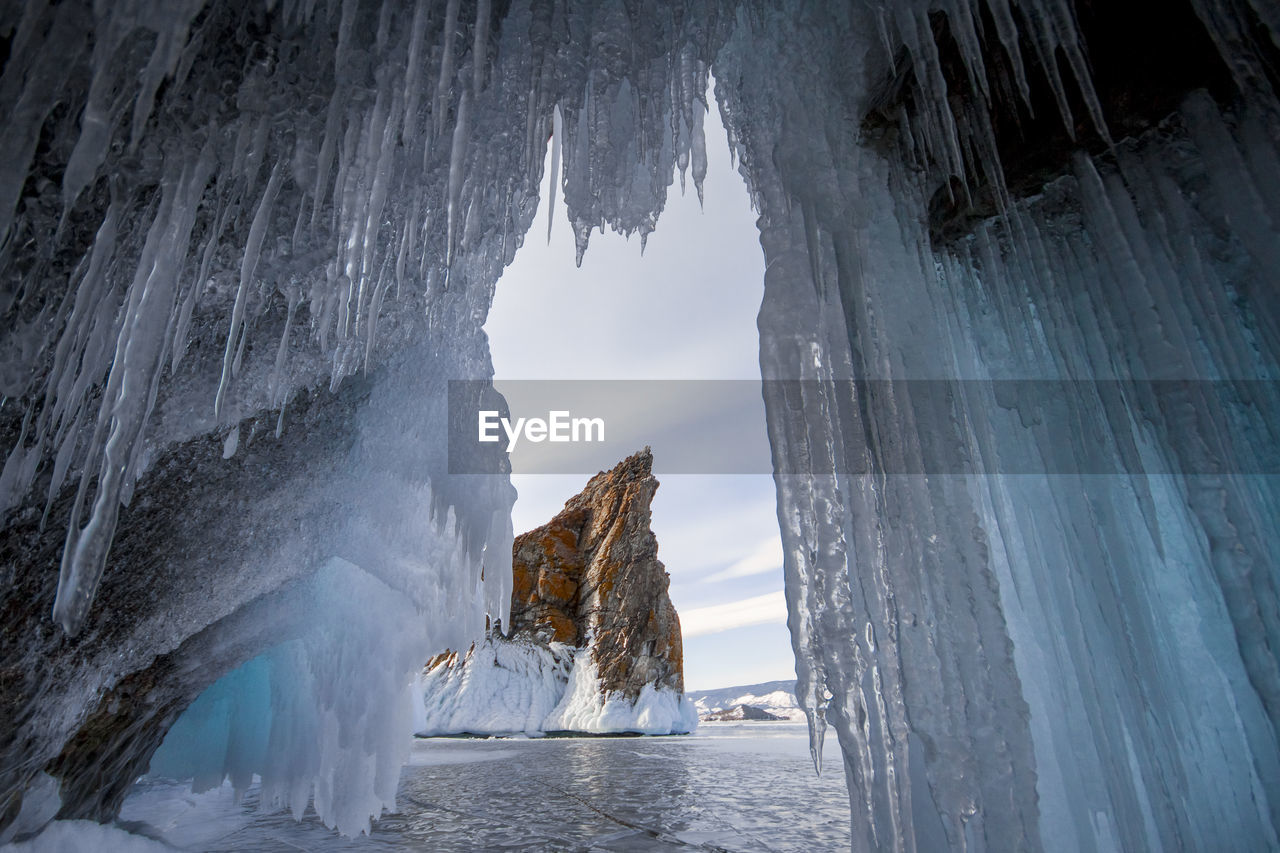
[0,0,718,638]
[142,557,436,837]
[717,1,1280,851]
[0,0,722,838]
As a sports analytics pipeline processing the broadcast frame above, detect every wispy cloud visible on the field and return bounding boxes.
[703,536,783,584]
[680,591,787,638]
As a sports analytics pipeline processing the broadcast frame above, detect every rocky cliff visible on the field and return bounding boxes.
[418,450,695,735]
[508,448,683,698]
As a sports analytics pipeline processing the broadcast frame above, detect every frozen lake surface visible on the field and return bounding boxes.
[120,721,850,851]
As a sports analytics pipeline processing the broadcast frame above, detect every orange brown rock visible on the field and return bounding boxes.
[505,448,684,698]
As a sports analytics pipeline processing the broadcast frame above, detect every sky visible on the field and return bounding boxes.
[482,89,795,691]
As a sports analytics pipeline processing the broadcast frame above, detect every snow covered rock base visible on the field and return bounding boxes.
[417,639,697,737]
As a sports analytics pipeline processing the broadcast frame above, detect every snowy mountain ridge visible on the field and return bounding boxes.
[686,680,806,722]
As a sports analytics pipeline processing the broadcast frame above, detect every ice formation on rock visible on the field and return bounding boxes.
[418,638,698,736]
[0,0,1277,849]
[418,638,577,736]
[541,650,698,734]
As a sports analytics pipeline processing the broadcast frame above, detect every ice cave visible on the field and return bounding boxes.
[1,0,1278,849]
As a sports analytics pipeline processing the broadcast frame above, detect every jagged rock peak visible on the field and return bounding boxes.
[417,449,695,737]
[508,447,684,698]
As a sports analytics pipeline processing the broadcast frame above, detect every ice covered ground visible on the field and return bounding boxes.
[27,721,847,851]
[417,639,699,736]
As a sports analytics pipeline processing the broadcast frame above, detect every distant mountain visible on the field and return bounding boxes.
[701,704,783,722]
[686,680,805,721]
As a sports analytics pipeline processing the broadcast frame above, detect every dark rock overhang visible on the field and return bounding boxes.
[860,0,1271,245]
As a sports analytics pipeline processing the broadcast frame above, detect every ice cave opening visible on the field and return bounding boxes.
[481,79,796,696]
[138,76,796,835]
[1,1,1279,850]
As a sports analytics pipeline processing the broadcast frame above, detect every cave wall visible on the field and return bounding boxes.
[0,0,1278,848]
[0,0,727,837]
[715,1,1280,849]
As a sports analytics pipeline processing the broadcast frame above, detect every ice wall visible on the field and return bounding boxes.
[716,1,1280,850]
[0,0,722,836]
[145,558,432,836]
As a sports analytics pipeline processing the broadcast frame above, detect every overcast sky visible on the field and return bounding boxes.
[483,90,795,690]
